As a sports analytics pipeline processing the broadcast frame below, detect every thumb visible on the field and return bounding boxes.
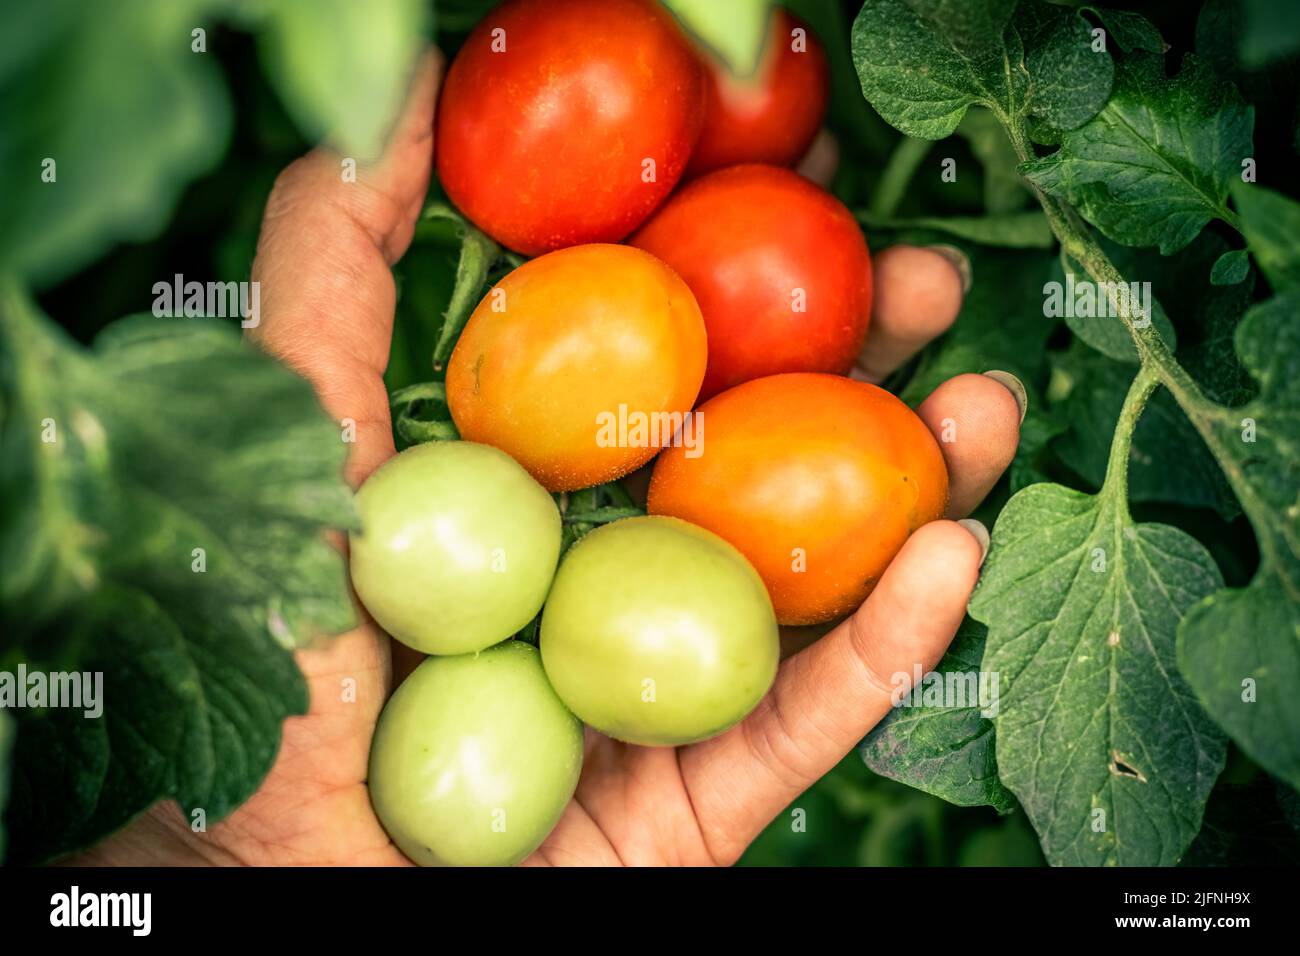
[681,518,988,863]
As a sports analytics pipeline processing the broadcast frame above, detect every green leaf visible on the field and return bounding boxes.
[851,0,1023,140]
[860,619,1016,812]
[1177,285,1300,791]
[0,287,356,861]
[970,482,1227,865]
[255,0,428,159]
[1020,54,1255,255]
[1015,0,1114,131]
[1081,7,1166,55]
[663,0,774,77]
[851,0,1113,141]
[900,248,1059,405]
[858,210,1052,248]
[0,0,233,287]
[1210,249,1250,286]
[1230,182,1300,292]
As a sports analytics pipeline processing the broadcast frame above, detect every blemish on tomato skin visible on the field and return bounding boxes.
[472,354,485,396]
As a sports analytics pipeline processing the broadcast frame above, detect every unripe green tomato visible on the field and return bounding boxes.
[368,641,583,867]
[349,441,561,655]
[541,515,779,746]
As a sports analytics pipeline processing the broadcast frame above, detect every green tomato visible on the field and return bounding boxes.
[368,640,583,867]
[349,441,561,655]
[541,515,779,746]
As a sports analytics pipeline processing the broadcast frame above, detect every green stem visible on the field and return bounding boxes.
[869,136,933,218]
[561,506,643,525]
[432,224,499,369]
[1101,364,1159,510]
[1004,115,1288,584]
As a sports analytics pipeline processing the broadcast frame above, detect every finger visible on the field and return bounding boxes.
[854,244,969,383]
[917,371,1024,518]
[680,519,986,864]
[249,48,444,486]
[796,127,839,188]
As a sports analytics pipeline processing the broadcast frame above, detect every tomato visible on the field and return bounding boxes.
[686,10,830,177]
[446,244,707,492]
[540,516,779,746]
[368,641,582,867]
[349,441,561,654]
[647,374,948,625]
[629,164,872,401]
[435,0,704,256]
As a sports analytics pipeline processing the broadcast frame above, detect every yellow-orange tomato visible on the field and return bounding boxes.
[447,244,706,491]
[647,373,948,625]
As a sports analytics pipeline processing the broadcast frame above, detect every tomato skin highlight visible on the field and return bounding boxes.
[686,10,830,177]
[647,374,949,626]
[540,516,779,746]
[348,441,561,655]
[368,642,583,867]
[630,164,871,401]
[435,0,704,256]
[446,244,707,492]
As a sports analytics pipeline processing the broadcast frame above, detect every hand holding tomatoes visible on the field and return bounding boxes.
[90,29,1024,871]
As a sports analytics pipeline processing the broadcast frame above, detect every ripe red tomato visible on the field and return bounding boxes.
[647,373,948,625]
[629,164,871,401]
[686,10,830,177]
[435,0,704,256]
[446,244,706,492]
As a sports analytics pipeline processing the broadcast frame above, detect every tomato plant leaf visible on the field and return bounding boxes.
[1177,287,1300,791]
[1081,7,1166,55]
[1230,182,1300,293]
[1019,54,1254,255]
[0,288,356,862]
[256,0,429,160]
[851,0,1113,141]
[1210,249,1250,286]
[851,0,1023,140]
[969,482,1227,865]
[1015,0,1115,132]
[0,0,232,287]
[663,0,774,78]
[860,619,1016,813]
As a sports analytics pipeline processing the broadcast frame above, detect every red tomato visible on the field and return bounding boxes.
[446,244,706,492]
[435,0,704,256]
[686,10,830,177]
[647,373,948,625]
[630,164,872,400]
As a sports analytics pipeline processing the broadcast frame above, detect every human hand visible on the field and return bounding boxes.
[74,51,1022,867]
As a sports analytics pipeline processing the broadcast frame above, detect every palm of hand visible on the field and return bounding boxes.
[78,53,1018,868]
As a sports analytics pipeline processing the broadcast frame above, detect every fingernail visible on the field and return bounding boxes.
[925,244,972,293]
[957,518,990,565]
[983,369,1028,424]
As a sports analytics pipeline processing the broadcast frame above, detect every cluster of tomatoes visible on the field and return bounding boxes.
[355,0,950,866]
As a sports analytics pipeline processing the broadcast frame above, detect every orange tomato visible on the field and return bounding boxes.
[647,373,948,625]
[446,244,706,492]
